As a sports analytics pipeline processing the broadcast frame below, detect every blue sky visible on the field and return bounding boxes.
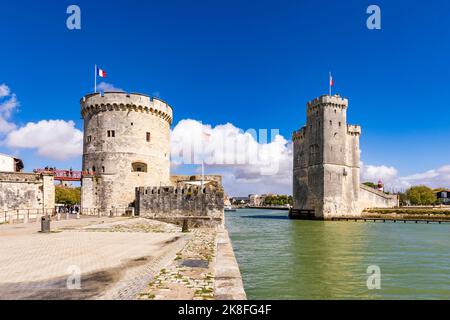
[1,0,449,195]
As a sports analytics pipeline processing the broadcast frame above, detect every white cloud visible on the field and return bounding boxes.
[0,84,11,98]
[0,117,17,134]
[361,163,450,191]
[0,84,19,134]
[361,163,398,183]
[170,119,292,196]
[401,165,450,189]
[5,120,83,161]
[97,82,124,93]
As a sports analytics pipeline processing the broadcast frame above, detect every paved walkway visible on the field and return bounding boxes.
[0,217,189,299]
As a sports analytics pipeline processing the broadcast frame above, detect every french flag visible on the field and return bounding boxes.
[329,73,334,87]
[97,66,106,78]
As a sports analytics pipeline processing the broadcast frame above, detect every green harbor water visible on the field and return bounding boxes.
[225,209,450,300]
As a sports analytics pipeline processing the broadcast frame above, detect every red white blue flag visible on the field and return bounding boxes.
[97,66,106,78]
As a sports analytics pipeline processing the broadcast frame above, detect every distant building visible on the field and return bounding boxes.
[60,181,74,188]
[248,194,270,206]
[230,197,250,206]
[224,194,232,206]
[0,153,24,172]
[249,194,261,206]
[436,190,450,205]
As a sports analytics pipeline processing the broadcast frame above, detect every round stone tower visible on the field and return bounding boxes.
[80,92,173,212]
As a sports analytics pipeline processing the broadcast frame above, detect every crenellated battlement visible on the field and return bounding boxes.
[292,127,306,142]
[135,181,225,225]
[347,124,361,136]
[137,183,222,196]
[80,92,173,125]
[307,94,348,112]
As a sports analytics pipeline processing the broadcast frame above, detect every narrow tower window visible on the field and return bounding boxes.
[107,130,116,137]
[146,132,151,142]
[132,162,148,172]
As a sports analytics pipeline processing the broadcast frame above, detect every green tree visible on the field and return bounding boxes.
[263,195,293,206]
[363,182,377,189]
[288,196,293,206]
[264,196,274,206]
[55,186,81,205]
[405,186,437,205]
[398,192,409,206]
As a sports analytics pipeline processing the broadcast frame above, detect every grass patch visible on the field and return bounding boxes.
[195,287,213,295]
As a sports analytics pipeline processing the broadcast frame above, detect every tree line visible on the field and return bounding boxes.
[55,186,81,205]
[400,186,443,206]
[263,195,293,206]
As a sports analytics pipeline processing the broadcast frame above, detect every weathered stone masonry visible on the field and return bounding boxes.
[80,92,225,224]
[135,181,224,221]
[80,92,172,212]
[292,94,397,219]
[0,172,55,216]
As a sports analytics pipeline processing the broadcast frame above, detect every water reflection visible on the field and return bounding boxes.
[286,220,372,299]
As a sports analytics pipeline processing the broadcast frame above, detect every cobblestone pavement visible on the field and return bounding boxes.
[0,217,189,300]
[137,228,217,300]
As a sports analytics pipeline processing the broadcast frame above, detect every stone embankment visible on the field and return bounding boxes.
[137,224,246,300]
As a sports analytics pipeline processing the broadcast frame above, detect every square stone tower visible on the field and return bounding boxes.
[292,94,361,219]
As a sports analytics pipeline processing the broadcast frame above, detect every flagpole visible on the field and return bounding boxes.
[329,72,331,96]
[94,64,97,93]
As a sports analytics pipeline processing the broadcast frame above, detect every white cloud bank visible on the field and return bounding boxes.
[361,163,450,192]
[0,83,19,134]
[5,120,83,161]
[170,119,292,196]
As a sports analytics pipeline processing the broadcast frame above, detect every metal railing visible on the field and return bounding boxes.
[0,208,55,224]
[0,207,136,225]
[80,207,135,217]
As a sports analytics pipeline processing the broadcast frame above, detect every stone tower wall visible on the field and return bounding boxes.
[293,94,398,219]
[293,95,361,218]
[359,184,398,210]
[80,92,173,212]
[0,172,55,214]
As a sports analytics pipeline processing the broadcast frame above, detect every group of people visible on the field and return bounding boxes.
[56,205,80,214]
[43,167,76,177]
